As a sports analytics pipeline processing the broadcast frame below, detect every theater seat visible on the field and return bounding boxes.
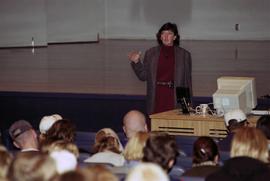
[176,156,193,170]
[75,131,96,154]
[1,129,18,151]
[175,135,198,157]
[219,151,230,163]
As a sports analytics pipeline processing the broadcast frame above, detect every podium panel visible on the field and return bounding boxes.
[150,109,258,138]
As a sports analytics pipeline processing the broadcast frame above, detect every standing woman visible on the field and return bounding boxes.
[128,22,192,114]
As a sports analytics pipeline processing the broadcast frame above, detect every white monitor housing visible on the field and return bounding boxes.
[213,76,257,114]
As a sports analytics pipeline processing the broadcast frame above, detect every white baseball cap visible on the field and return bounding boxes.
[224,109,247,126]
[39,114,62,134]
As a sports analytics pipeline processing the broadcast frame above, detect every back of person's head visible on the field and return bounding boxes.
[44,119,75,146]
[55,169,95,181]
[224,109,248,132]
[39,114,62,134]
[39,114,62,145]
[192,136,219,165]
[156,22,180,46]
[0,145,13,180]
[94,128,123,153]
[125,163,169,181]
[85,165,118,181]
[142,132,179,172]
[123,110,147,139]
[124,131,149,161]
[230,127,269,163]
[41,140,79,158]
[9,120,33,140]
[8,153,57,181]
[256,115,270,140]
[8,120,38,149]
[93,136,121,154]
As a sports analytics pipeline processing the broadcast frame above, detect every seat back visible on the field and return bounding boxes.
[175,135,198,156]
[75,131,96,153]
[176,156,193,170]
[1,129,18,150]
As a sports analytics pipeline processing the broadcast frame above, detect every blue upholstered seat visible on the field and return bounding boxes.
[74,131,96,153]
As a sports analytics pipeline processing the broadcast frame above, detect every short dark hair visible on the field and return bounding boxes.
[192,136,219,164]
[142,132,179,172]
[156,22,180,46]
[256,115,270,139]
[227,119,247,132]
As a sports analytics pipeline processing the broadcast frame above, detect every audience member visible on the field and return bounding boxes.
[182,136,220,177]
[39,114,62,145]
[124,131,149,168]
[256,115,270,148]
[96,128,124,151]
[85,164,119,181]
[0,145,13,180]
[84,128,125,166]
[55,169,95,181]
[142,132,179,173]
[230,127,269,162]
[218,109,248,151]
[41,140,79,159]
[123,110,148,141]
[207,127,270,181]
[125,163,169,181]
[41,119,76,147]
[8,120,39,153]
[57,165,119,181]
[8,153,57,181]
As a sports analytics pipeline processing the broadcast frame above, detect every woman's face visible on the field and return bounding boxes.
[160,30,176,46]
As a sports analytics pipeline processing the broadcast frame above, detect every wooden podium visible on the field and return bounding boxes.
[150,109,259,138]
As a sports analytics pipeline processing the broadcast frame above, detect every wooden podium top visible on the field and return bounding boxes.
[150,109,259,137]
[150,109,223,122]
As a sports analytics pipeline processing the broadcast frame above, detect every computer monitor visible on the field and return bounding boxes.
[212,76,257,114]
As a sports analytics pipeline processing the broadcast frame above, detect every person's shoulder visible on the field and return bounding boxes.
[183,166,220,177]
[146,46,160,53]
[175,46,190,54]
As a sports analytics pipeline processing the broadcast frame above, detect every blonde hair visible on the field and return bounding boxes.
[56,169,94,181]
[84,165,118,181]
[41,140,79,158]
[230,127,269,163]
[126,163,169,181]
[0,145,13,180]
[8,153,57,181]
[94,128,123,154]
[124,131,149,161]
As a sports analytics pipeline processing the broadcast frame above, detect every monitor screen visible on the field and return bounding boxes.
[212,76,257,114]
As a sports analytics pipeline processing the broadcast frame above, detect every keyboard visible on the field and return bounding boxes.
[250,110,270,115]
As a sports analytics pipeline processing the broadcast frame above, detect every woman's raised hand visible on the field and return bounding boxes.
[128,51,142,63]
